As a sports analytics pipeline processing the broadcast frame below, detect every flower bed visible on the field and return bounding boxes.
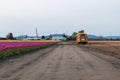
[0,40,57,60]
[0,42,54,51]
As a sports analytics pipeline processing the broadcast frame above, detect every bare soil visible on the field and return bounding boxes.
[85,41,120,59]
[0,42,120,80]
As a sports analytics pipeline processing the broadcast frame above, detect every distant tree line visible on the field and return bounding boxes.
[0,31,119,41]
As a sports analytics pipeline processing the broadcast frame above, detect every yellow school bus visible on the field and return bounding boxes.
[76,33,88,44]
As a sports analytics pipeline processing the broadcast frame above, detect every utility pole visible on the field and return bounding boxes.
[36,28,39,38]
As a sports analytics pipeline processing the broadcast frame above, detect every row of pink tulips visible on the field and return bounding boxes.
[0,42,54,51]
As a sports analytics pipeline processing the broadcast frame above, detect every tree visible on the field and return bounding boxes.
[41,36,45,39]
[71,32,77,40]
[78,30,84,33]
[72,32,77,37]
[25,34,28,38]
[63,33,67,38]
[6,33,14,40]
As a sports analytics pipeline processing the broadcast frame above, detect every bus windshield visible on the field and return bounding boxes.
[80,34,86,37]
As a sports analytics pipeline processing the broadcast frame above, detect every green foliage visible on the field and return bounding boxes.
[0,44,54,60]
[63,33,67,38]
[78,30,84,33]
[6,33,14,40]
[41,36,45,39]
[72,32,77,37]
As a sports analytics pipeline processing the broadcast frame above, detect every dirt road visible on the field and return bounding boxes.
[0,42,120,80]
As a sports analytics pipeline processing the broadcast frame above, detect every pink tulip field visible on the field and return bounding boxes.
[0,40,57,60]
[0,42,54,51]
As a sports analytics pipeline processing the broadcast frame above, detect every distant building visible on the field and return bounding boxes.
[15,35,41,40]
[51,34,67,41]
[15,34,68,41]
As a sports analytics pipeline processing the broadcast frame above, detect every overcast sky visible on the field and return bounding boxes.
[0,0,120,37]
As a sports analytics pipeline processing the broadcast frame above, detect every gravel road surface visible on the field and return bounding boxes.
[0,42,120,80]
